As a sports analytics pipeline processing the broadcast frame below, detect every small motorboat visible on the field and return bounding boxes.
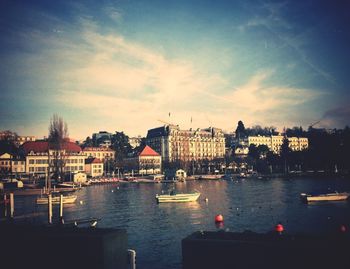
[300,192,350,202]
[36,194,78,205]
[156,191,200,203]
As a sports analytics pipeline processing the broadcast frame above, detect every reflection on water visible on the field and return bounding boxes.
[14,177,350,269]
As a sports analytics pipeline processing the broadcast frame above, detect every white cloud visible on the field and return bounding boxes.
[196,70,325,131]
[46,19,324,137]
[104,6,123,23]
[55,22,227,136]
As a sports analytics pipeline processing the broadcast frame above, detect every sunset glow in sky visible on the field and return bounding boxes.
[1,0,349,140]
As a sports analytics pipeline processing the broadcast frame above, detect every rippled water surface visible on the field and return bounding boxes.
[15,177,350,269]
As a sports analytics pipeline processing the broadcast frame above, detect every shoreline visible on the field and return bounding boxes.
[1,172,349,196]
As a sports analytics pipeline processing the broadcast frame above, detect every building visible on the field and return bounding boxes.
[82,147,115,161]
[72,172,87,183]
[0,131,35,146]
[124,145,162,175]
[11,157,26,175]
[234,146,249,157]
[21,141,85,176]
[248,135,309,154]
[16,136,36,146]
[0,130,16,141]
[92,131,113,147]
[146,125,225,163]
[0,153,26,177]
[85,158,104,177]
[164,169,187,181]
[129,136,142,149]
[0,153,12,175]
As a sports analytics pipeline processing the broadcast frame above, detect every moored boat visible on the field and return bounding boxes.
[156,191,200,203]
[36,194,77,205]
[300,192,350,202]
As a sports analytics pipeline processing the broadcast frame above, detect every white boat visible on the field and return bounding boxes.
[36,194,77,205]
[301,192,350,202]
[156,192,200,203]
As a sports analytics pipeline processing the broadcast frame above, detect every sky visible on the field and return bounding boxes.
[0,0,349,140]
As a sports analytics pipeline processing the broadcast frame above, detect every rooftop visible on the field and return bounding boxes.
[139,145,160,157]
[22,141,82,154]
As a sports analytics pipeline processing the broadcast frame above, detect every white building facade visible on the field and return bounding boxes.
[248,135,309,154]
[146,125,225,162]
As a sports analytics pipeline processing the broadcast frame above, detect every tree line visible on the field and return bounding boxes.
[231,121,350,175]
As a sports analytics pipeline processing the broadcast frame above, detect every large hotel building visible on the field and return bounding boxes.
[146,125,225,162]
[248,135,308,154]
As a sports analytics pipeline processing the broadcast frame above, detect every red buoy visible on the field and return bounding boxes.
[215,214,224,223]
[340,225,347,233]
[275,223,284,233]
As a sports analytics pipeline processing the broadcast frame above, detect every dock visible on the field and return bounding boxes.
[182,231,350,269]
[0,223,128,269]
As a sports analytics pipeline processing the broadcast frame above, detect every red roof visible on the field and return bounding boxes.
[85,158,102,164]
[22,141,82,154]
[139,145,160,157]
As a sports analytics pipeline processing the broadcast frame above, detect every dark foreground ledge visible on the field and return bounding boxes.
[0,223,127,269]
[182,231,350,269]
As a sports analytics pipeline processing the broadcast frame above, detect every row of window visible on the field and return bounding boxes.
[66,166,84,171]
[13,168,25,172]
[66,159,84,164]
[28,158,84,165]
[140,160,161,164]
[29,167,47,172]
[28,166,84,173]
[92,164,103,168]
[85,152,114,158]
[0,161,25,165]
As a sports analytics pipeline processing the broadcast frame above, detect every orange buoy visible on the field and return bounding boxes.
[275,223,284,233]
[215,214,224,223]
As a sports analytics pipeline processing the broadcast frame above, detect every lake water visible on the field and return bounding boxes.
[14,177,350,269]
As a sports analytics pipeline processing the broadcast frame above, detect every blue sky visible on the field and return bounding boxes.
[1,0,349,140]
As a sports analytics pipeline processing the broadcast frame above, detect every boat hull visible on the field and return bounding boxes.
[156,192,200,203]
[36,195,77,205]
[301,192,350,202]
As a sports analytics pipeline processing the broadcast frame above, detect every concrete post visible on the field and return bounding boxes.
[128,249,137,269]
[9,193,14,219]
[3,194,7,217]
[59,194,64,224]
[48,194,52,224]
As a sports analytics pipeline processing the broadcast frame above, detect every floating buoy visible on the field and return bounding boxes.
[215,214,224,223]
[111,190,114,193]
[275,223,284,233]
[340,225,347,233]
[215,221,224,229]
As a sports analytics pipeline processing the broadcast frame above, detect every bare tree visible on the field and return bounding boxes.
[48,114,69,182]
